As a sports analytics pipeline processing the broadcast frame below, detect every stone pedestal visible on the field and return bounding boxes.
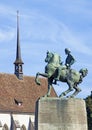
[35,98,88,130]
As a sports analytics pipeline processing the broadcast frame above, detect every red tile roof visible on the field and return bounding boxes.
[0,73,57,113]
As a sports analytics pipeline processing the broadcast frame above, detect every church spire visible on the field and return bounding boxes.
[14,11,24,80]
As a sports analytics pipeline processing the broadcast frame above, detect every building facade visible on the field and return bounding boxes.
[0,11,57,130]
[0,74,57,130]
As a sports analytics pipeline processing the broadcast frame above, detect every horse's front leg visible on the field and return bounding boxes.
[35,72,48,85]
[44,78,53,97]
[44,84,52,97]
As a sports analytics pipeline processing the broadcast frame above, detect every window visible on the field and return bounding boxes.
[21,125,26,130]
[2,124,8,130]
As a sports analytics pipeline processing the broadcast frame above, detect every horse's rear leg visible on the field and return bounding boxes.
[59,82,74,98]
[68,86,81,98]
[59,88,73,98]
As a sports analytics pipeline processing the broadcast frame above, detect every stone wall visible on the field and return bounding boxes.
[35,98,88,130]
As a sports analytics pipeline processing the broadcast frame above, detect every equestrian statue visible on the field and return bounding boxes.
[35,49,88,98]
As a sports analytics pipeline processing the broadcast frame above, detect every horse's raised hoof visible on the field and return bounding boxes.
[37,82,41,85]
[35,79,41,85]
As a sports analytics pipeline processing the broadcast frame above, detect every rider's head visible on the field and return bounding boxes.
[65,48,71,54]
[47,50,50,55]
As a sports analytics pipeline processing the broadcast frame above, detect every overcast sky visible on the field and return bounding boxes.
[0,0,92,98]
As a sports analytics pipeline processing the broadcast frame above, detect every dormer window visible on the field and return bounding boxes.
[14,99,23,106]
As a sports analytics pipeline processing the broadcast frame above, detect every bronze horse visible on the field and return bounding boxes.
[35,51,88,98]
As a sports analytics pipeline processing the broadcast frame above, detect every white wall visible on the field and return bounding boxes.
[0,113,11,129]
[0,113,35,130]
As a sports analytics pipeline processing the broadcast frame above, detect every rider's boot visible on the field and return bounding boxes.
[54,75,60,84]
[55,68,60,81]
[53,80,57,84]
[55,77,59,81]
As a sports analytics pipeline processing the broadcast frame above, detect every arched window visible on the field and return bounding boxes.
[2,124,8,130]
[21,125,26,130]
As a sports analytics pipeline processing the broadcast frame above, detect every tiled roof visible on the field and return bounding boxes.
[0,73,57,113]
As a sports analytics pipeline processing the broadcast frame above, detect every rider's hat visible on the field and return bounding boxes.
[65,48,71,54]
[47,50,50,54]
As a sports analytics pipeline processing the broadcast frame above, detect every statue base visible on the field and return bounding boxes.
[35,97,88,130]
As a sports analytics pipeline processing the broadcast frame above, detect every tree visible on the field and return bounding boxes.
[85,91,92,130]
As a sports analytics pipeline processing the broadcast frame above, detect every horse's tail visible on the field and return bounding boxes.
[79,68,88,77]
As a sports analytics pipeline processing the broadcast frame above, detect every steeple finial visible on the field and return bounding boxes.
[14,11,24,80]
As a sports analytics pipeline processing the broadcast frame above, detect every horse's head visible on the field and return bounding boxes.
[45,51,53,63]
[45,51,61,67]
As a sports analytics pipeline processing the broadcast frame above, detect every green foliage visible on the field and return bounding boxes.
[85,92,92,130]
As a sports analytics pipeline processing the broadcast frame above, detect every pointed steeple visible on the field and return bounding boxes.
[14,11,24,80]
